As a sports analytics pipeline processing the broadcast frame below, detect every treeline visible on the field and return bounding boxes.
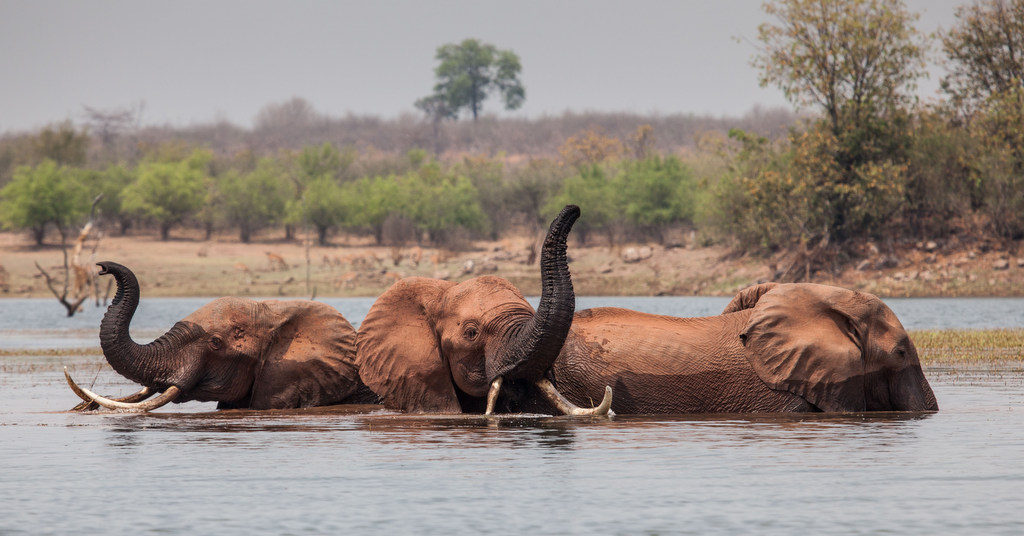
[2,0,1023,266]
[0,104,796,249]
[0,125,707,248]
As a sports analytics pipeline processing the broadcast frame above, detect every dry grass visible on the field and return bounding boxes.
[0,347,102,357]
[3,224,1024,299]
[912,329,1024,364]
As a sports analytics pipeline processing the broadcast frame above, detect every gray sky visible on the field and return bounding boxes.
[0,0,965,133]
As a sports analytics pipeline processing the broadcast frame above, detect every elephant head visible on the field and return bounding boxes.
[66,261,368,411]
[355,205,610,415]
[735,283,938,412]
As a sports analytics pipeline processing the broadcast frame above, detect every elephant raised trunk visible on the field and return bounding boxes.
[486,205,579,383]
[97,261,204,392]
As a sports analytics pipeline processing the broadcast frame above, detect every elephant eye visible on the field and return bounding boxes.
[209,336,224,350]
[463,325,479,341]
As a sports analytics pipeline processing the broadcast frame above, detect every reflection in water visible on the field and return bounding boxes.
[95,405,935,458]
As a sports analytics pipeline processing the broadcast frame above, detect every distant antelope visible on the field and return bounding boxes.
[334,271,358,289]
[265,252,288,271]
[234,262,254,284]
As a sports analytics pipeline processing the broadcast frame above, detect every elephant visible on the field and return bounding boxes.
[355,205,938,415]
[66,261,377,411]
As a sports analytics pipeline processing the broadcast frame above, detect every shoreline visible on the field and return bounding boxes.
[2,231,1022,299]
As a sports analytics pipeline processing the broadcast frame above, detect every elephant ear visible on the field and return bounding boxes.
[250,300,361,409]
[740,283,866,412]
[356,277,460,413]
[722,282,779,314]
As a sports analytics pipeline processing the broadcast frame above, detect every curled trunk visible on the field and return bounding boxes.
[486,205,579,381]
[97,261,203,390]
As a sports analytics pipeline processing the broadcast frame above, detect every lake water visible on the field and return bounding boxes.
[2,295,1023,348]
[2,297,1023,534]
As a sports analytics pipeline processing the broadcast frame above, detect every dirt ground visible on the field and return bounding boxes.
[1,229,1022,300]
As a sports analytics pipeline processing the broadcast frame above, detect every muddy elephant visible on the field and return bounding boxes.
[66,261,377,411]
[355,205,938,415]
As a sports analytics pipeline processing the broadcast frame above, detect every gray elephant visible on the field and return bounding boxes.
[67,261,377,411]
[355,205,938,415]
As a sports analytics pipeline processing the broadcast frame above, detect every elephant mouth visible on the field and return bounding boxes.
[484,377,614,416]
[480,205,614,417]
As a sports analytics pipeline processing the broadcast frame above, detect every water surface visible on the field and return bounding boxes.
[2,295,1022,349]
[1,363,1022,534]
[1,297,1022,534]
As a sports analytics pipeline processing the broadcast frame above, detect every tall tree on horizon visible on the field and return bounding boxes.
[421,38,525,121]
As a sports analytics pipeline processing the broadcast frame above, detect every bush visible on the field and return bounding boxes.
[219,159,291,242]
[121,150,210,240]
[0,160,88,245]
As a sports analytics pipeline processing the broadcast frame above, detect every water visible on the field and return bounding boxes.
[2,295,1023,349]
[2,297,1023,534]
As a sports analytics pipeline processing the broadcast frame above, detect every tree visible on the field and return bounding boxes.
[558,128,625,169]
[32,121,89,167]
[80,164,136,235]
[404,167,486,245]
[615,155,697,242]
[454,155,507,239]
[504,158,569,235]
[83,103,142,149]
[121,150,210,240]
[253,97,321,132]
[294,176,346,246]
[340,175,407,244]
[0,160,88,245]
[940,0,1024,117]
[414,94,454,155]
[545,164,617,245]
[422,38,525,121]
[755,0,926,142]
[220,159,291,243]
[940,0,1024,238]
[752,0,926,244]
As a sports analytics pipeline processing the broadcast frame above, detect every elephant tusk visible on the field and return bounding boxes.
[535,378,614,417]
[66,368,155,411]
[64,367,180,412]
[484,377,503,415]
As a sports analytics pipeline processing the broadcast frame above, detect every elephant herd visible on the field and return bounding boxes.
[66,205,939,416]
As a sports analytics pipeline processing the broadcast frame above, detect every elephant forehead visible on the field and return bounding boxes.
[443,277,531,312]
[186,297,258,326]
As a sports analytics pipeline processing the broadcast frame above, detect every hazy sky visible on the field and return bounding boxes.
[1,0,966,133]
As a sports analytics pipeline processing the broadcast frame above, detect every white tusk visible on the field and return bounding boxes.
[64,367,180,412]
[66,368,154,410]
[535,378,614,416]
[484,377,503,415]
